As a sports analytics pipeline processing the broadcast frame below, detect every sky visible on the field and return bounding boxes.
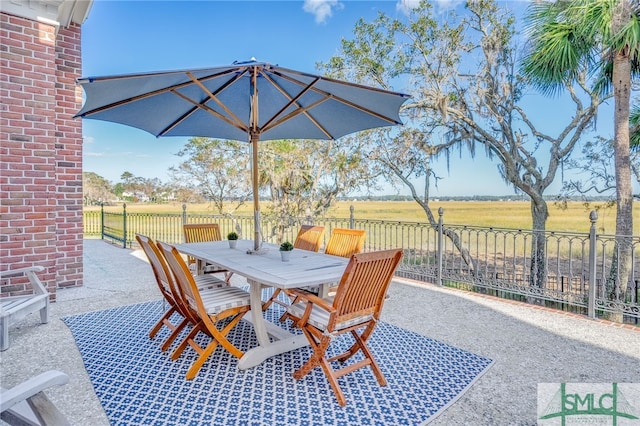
[79,0,614,197]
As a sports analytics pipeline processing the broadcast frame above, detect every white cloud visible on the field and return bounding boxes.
[396,0,421,15]
[303,0,344,24]
[433,0,464,12]
[396,0,464,16]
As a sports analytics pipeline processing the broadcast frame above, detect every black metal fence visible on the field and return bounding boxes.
[83,204,639,323]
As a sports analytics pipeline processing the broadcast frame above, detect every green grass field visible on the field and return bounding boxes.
[86,200,638,234]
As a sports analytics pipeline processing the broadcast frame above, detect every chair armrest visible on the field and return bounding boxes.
[287,289,334,311]
[0,370,69,413]
[286,289,336,328]
[0,266,45,279]
[0,266,47,295]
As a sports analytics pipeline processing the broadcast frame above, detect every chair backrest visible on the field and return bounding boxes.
[183,223,223,243]
[157,241,205,315]
[324,228,366,258]
[136,234,183,312]
[293,225,325,252]
[183,223,223,265]
[330,249,403,330]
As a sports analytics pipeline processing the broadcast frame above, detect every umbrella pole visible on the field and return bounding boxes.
[251,133,261,251]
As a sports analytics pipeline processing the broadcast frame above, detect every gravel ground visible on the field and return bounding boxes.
[1,239,638,425]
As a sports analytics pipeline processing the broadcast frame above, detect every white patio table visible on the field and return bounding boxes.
[175,239,349,370]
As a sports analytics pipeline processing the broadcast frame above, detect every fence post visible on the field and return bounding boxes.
[437,207,444,286]
[588,210,598,318]
[122,203,127,249]
[349,205,355,229]
[182,204,187,226]
[100,202,104,240]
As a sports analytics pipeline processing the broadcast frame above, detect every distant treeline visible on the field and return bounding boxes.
[342,194,614,202]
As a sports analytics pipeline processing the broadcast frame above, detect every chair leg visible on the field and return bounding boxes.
[292,329,326,380]
[319,357,347,407]
[328,328,387,387]
[294,324,387,407]
[263,288,294,312]
[149,307,177,339]
[293,331,348,406]
[39,299,49,323]
[160,317,189,352]
[332,322,377,363]
[352,331,387,387]
[185,313,246,379]
[1,318,8,351]
[207,313,246,359]
[261,288,281,311]
[171,322,204,360]
[186,339,220,380]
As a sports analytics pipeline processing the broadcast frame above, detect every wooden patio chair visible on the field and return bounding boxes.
[263,225,327,311]
[324,228,366,258]
[183,223,233,281]
[158,241,252,380]
[136,234,227,354]
[322,228,367,295]
[281,249,403,406]
[293,225,325,252]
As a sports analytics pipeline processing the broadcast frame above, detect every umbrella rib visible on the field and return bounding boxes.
[76,86,171,117]
[259,71,334,139]
[262,97,333,137]
[168,89,248,135]
[272,70,403,125]
[157,103,199,136]
[273,65,408,97]
[251,67,259,134]
[75,68,241,118]
[332,94,402,124]
[186,71,248,131]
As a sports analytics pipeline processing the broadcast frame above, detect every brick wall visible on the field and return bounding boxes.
[1,12,83,299]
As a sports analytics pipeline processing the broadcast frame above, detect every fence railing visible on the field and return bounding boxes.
[83,204,639,323]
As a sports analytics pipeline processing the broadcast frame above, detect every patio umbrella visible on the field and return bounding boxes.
[75,60,410,251]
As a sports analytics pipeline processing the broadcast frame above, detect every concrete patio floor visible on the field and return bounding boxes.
[1,239,639,425]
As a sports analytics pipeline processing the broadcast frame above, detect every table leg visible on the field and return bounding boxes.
[248,280,269,347]
[195,259,204,275]
[238,280,309,370]
[318,283,330,298]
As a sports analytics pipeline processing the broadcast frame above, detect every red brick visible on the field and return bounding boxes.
[1,13,83,295]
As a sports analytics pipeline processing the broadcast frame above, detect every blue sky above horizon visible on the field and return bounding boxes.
[80,0,611,197]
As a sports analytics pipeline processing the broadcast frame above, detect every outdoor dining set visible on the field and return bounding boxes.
[137,223,403,407]
[71,61,408,408]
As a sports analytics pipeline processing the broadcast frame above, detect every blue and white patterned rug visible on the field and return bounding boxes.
[63,296,493,425]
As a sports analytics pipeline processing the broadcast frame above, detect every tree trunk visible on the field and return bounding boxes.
[412,190,477,274]
[530,198,549,291]
[608,0,634,323]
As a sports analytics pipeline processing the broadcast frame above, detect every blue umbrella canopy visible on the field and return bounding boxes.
[76,60,410,250]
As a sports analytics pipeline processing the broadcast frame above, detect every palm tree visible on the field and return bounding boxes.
[521,0,640,322]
